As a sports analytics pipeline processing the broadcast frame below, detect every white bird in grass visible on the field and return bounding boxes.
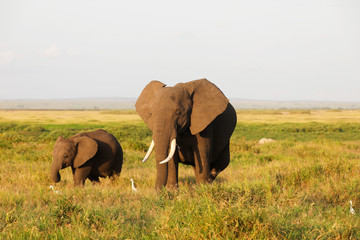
[130,178,137,192]
[350,200,355,215]
[49,185,62,194]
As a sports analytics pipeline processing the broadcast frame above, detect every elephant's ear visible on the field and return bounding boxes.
[73,136,98,168]
[55,136,64,143]
[183,78,229,135]
[135,80,166,130]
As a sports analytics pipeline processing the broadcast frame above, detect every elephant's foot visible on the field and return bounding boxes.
[166,183,179,189]
[195,174,212,184]
[210,168,219,181]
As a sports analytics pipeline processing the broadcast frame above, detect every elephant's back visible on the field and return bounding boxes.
[86,129,123,176]
[83,129,118,146]
[89,129,122,156]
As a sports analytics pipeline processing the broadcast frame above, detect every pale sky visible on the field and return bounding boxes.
[1,0,359,101]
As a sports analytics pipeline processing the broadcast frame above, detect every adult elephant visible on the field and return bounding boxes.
[136,78,237,190]
[51,129,123,186]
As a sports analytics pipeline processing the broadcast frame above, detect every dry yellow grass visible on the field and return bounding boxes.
[0,110,142,124]
[236,109,360,123]
[2,109,360,125]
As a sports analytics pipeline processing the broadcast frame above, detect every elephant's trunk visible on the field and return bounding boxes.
[153,119,177,190]
[50,160,61,183]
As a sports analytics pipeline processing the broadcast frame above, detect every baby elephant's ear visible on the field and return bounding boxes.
[73,137,98,168]
[55,136,64,143]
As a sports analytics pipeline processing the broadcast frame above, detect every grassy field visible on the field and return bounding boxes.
[1,109,360,239]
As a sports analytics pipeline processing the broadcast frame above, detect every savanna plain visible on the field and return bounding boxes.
[1,109,360,239]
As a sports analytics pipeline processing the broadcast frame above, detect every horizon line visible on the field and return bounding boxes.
[1,97,360,103]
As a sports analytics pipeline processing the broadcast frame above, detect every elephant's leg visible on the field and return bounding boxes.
[72,166,91,186]
[89,176,100,184]
[193,125,213,184]
[210,143,230,181]
[109,170,121,183]
[166,152,179,188]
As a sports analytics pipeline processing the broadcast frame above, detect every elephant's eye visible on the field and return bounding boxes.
[64,154,68,158]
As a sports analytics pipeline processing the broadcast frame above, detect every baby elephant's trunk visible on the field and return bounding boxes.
[50,161,61,183]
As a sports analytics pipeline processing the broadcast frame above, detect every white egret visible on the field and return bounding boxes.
[49,185,62,194]
[350,200,355,215]
[130,178,137,192]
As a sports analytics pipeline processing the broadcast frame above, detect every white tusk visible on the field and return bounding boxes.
[159,139,176,164]
[142,140,154,162]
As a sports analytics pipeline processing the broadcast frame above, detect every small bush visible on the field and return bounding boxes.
[0,140,12,149]
[50,197,83,226]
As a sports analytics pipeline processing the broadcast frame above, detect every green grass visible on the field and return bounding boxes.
[235,122,360,141]
[1,111,360,239]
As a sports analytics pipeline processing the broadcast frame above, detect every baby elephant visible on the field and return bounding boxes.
[51,129,123,186]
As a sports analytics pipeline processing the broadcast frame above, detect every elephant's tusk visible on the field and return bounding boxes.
[142,140,155,162]
[159,138,176,164]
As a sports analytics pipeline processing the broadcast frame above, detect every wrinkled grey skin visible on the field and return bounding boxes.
[136,78,237,190]
[51,129,123,186]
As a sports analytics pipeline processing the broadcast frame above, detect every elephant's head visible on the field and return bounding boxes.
[135,78,229,188]
[50,136,98,183]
